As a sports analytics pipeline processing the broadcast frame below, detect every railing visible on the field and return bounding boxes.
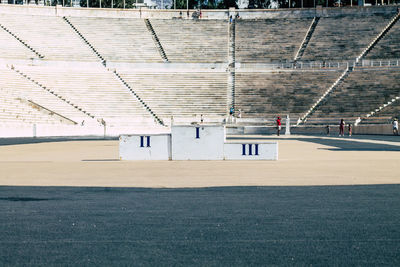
[4,1,400,9]
[27,100,77,125]
[364,59,400,68]
[238,59,400,70]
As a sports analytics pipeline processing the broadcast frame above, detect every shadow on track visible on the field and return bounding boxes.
[301,138,400,151]
[0,197,56,202]
[228,135,400,151]
[0,185,399,266]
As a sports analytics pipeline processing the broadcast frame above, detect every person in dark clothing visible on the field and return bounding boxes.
[229,106,234,116]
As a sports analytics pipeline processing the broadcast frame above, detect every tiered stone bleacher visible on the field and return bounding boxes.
[235,18,312,63]
[360,99,400,124]
[0,9,399,129]
[0,88,66,125]
[0,14,97,61]
[234,70,341,119]
[302,14,393,61]
[118,71,227,119]
[14,66,153,125]
[365,18,400,59]
[375,101,400,118]
[67,17,163,63]
[310,68,400,122]
[150,19,228,63]
[0,28,37,60]
[0,67,89,123]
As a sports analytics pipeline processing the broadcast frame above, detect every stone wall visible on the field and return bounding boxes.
[0,4,397,20]
[353,124,394,135]
[226,124,395,135]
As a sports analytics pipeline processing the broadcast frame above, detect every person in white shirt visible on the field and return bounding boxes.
[393,118,399,135]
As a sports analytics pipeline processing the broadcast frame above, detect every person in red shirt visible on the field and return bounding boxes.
[339,119,345,136]
[276,116,281,136]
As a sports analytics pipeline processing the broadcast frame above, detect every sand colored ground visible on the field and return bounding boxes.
[0,135,399,188]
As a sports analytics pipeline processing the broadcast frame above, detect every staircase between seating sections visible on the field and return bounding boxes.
[0,88,74,125]
[63,16,165,126]
[8,65,95,120]
[144,19,169,62]
[0,23,44,59]
[298,12,400,126]
[113,71,165,126]
[26,99,78,125]
[293,17,319,63]
[297,67,353,125]
[63,17,106,66]
[356,11,400,63]
[228,18,236,112]
[356,95,400,125]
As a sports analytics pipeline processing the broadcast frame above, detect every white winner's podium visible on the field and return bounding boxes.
[224,142,278,160]
[119,124,278,161]
[119,134,171,160]
[172,125,225,160]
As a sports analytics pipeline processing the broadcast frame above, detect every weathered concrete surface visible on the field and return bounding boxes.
[0,135,398,187]
[0,5,397,19]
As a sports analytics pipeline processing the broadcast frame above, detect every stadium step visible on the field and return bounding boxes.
[0,22,45,59]
[294,16,320,63]
[8,65,95,120]
[26,99,77,125]
[356,11,400,63]
[358,95,400,125]
[62,16,106,65]
[298,12,400,126]
[111,70,165,126]
[144,19,169,63]
[297,67,353,125]
[228,19,236,112]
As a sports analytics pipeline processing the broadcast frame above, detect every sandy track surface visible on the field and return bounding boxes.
[0,135,399,188]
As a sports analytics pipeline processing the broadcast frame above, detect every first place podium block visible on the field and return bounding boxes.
[171,125,225,160]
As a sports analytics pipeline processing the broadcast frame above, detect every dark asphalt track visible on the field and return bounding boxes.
[0,185,399,266]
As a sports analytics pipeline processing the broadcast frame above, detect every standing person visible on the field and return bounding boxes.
[229,106,234,116]
[228,106,235,124]
[348,124,352,137]
[326,125,330,135]
[339,119,345,136]
[393,118,399,135]
[276,116,281,136]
